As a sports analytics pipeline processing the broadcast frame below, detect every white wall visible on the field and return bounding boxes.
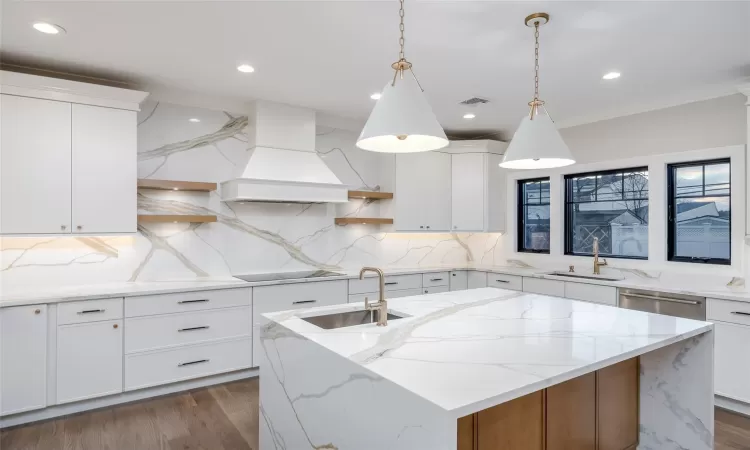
[560,94,747,164]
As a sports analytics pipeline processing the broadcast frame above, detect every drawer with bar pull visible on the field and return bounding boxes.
[57,298,123,325]
[708,298,750,326]
[422,272,450,288]
[348,274,422,294]
[125,288,251,317]
[124,306,251,353]
[124,337,252,391]
[486,273,523,291]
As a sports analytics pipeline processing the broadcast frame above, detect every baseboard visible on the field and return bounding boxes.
[716,394,750,417]
[0,368,259,429]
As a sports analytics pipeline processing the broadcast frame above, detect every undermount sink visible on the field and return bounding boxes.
[302,309,408,329]
[549,272,624,282]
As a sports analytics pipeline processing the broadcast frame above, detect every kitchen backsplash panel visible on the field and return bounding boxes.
[0,100,491,290]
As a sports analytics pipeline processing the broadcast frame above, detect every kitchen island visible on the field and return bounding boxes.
[259,288,714,450]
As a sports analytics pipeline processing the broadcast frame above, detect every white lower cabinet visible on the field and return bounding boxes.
[487,273,523,291]
[467,271,488,289]
[0,305,48,416]
[423,285,449,295]
[522,278,565,297]
[125,338,252,391]
[57,320,123,404]
[564,282,617,306]
[714,321,750,403]
[450,271,468,291]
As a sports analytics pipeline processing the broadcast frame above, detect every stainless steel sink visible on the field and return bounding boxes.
[301,309,407,329]
[549,272,624,282]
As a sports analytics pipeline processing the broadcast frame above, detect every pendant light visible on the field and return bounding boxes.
[500,13,575,169]
[357,0,448,153]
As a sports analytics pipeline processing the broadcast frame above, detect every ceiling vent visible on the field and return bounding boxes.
[459,97,490,105]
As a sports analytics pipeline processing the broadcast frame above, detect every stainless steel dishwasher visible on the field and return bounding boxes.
[619,288,706,320]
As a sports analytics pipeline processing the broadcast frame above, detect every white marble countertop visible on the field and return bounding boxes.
[264,287,713,418]
[3,262,750,307]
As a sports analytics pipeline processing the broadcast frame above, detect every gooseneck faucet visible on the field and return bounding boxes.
[359,267,388,326]
[593,237,608,275]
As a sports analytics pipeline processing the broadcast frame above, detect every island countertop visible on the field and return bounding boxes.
[264,287,713,418]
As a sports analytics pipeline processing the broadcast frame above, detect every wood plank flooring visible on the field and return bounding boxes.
[2,378,750,450]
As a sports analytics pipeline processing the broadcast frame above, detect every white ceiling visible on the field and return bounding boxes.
[2,1,749,137]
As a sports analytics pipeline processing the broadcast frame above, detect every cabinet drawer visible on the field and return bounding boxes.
[423,285,449,295]
[125,306,252,354]
[468,271,488,289]
[487,274,523,291]
[58,298,123,325]
[450,271,468,291]
[348,288,422,304]
[124,338,252,391]
[423,272,450,287]
[708,298,750,326]
[254,280,347,317]
[126,288,251,317]
[523,278,565,297]
[348,274,422,294]
[565,282,617,306]
[714,321,750,403]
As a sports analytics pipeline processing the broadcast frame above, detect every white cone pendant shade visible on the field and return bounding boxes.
[357,72,448,153]
[500,110,575,169]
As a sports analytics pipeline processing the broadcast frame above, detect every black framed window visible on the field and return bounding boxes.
[517,178,550,253]
[565,167,649,259]
[667,159,731,265]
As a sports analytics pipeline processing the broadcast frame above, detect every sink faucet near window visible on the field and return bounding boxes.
[359,267,389,326]
[593,237,608,275]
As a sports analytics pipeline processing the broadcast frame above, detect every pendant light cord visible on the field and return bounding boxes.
[533,22,540,102]
[398,0,405,62]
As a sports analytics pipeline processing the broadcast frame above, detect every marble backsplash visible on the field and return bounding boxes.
[0,100,498,290]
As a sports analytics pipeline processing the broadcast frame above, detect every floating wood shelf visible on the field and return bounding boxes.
[138,215,217,224]
[137,179,217,192]
[334,218,393,226]
[348,190,393,200]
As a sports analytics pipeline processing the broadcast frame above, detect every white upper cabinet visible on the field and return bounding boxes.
[0,71,148,235]
[0,95,72,234]
[392,140,507,233]
[72,104,137,234]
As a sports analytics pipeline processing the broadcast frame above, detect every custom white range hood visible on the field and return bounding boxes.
[220,101,348,203]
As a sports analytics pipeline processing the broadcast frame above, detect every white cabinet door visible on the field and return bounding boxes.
[450,270,468,291]
[467,271,488,289]
[451,153,485,231]
[564,282,617,306]
[423,285,449,295]
[714,321,750,403]
[1,95,72,234]
[523,278,565,297]
[72,104,137,234]
[421,151,452,231]
[394,153,424,231]
[57,319,123,404]
[0,305,47,415]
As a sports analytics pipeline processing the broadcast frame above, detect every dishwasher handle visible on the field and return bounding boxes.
[620,292,701,305]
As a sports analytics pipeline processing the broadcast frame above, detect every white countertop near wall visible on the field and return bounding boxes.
[2,264,750,307]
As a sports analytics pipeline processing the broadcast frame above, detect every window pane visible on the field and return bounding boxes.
[524,205,550,251]
[565,168,648,259]
[519,179,550,253]
[572,176,596,202]
[669,160,731,264]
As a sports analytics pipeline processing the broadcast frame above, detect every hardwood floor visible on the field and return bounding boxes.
[2,378,750,450]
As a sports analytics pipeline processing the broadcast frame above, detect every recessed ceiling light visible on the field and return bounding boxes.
[602,72,621,80]
[463,113,476,119]
[237,64,255,73]
[370,93,382,100]
[33,22,64,34]
[188,118,201,123]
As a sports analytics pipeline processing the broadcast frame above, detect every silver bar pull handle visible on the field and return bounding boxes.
[293,300,317,305]
[77,309,105,315]
[620,293,700,305]
[731,311,750,317]
[430,278,444,282]
[178,326,210,332]
[384,282,398,286]
[178,359,209,367]
[178,299,209,304]
[495,280,510,283]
